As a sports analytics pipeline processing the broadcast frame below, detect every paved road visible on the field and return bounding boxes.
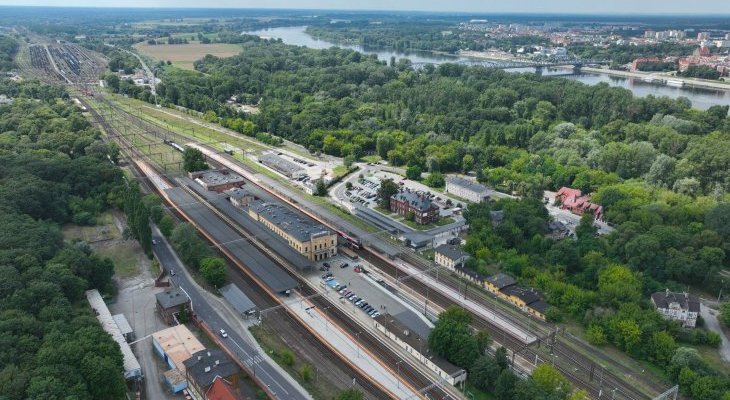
[151,228,310,400]
[700,303,730,363]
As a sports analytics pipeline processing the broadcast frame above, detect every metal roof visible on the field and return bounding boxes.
[219,284,256,315]
[86,290,142,380]
[165,187,297,293]
[112,313,133,336]
[435,244,468,262]
[258,152,305,176]
[445,175,490,195]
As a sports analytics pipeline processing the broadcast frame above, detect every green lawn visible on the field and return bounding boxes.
[95,241,141,278]
[62,212,120,242]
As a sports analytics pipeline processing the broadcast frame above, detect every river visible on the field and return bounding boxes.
[245,26,730,110]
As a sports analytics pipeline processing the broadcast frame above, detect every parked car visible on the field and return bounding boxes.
[219,329,228,338]
[340,263,349,269]
[323,262,331,269]
[169,269,175,276]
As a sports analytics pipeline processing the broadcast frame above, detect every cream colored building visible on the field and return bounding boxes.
[445,175,490,203]
[248,200,337,261]
[434,244,469,271]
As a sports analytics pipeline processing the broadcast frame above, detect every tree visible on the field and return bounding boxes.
[597,265,641,307]
[531,364,571,400]
[586,324,607,345]
[159,215,174,237]
[314,179,328,196]
[376,132,395,159]
[377,179,399,209]
[494,369,518,400]
[470,355,501,391]
[648,331,677,365]
[200,257,226,287]
[424,172,445,188]
[720,302,730,328]
[406,164,422,180]
[183,147,209,172]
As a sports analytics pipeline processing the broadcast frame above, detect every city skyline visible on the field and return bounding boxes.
[0,0,729,15]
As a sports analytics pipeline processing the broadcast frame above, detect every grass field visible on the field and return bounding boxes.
[62,212,119,242]
[96,241,141,278]
[133,42,242,70]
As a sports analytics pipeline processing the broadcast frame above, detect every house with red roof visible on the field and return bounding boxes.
[205,376,241,400]
[555,187,604,220]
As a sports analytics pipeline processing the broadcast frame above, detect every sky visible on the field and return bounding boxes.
[0,0,728,15]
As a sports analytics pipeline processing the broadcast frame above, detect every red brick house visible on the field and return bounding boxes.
[390,190,440,225]
[555,187,603,220]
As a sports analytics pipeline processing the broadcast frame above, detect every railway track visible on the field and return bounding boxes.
[82,96,430,399]
[87,91,671,399]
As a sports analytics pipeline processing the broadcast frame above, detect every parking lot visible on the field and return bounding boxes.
[307,252,434,330]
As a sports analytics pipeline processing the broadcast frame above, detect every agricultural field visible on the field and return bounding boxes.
[133,41,242,70]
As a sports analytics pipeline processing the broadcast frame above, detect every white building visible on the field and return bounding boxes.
[651,289,700,328]
[374,313,466,386]
[445,175,490,203]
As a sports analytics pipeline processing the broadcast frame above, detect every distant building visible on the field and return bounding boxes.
[374,313,467,386]
[445,175,490,203]
[484,273,517,295]
[501,286,550,320]
[155,287,191,325]
[225,187,254,208]
[248,199,337,261]
[189,169,246,193]
[651,289,700,328]
[205,376,242,400]
[630,57,661,72]
[184,349,240,399]
[390,190,440,225]
[434,244,469,271]
[258,152,306,179]
[554,187,604,220]
[697,32,710,41]
[152,325,205,393]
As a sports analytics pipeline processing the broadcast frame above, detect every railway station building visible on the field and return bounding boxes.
[189,169,246,192]
[248,199,337,261]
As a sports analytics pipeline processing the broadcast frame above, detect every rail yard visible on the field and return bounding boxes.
[12,32,681,400]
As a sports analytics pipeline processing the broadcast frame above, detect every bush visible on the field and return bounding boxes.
[299,364,313,382]
[159,215,174,237]
[200,257,226,287]
[280,350,295,366]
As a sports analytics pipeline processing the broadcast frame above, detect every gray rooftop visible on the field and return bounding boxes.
[183,349,240,389]
[446,175,490,195]
[112,314,134,336]
[501,285,543,305]
[86,290,141,380]
[224,187,251,200]
[391,190,436,212]
[258,152,305,176]
[155,287,190,309]
[165,187,298,293]
[249,199,332,243]
[191,169,245,187]
[219,283,256,315]
[486,273,517,290]
[651,290,700,313]
[435,244,469,262]
[375,313,461,375]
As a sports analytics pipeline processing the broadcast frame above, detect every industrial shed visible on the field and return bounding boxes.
[219,283,256,317]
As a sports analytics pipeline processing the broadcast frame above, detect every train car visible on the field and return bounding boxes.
[336,230,362,249]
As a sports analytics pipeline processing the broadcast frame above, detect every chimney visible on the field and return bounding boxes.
[215,360,219,366]
[204,366,211,373]
[207,351,211,357]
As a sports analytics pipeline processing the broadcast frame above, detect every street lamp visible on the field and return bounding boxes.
[355,331,362,358]
[396,359,404,388]
[323,306,331,332]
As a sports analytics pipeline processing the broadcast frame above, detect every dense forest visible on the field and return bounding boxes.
[0,38,129,399]
[121,36,730,397]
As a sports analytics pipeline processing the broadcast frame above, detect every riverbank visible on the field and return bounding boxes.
[581,67,730,92]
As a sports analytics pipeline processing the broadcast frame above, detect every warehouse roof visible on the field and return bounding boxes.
[112,313,134,337]
[446,175,490,195]
[86,289,141,380]
[258,152,305,176]
[219,284,256,315]
[189,169,245,188]
[153,325,205,373]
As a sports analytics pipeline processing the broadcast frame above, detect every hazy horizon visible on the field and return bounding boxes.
[0,1,729,15]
